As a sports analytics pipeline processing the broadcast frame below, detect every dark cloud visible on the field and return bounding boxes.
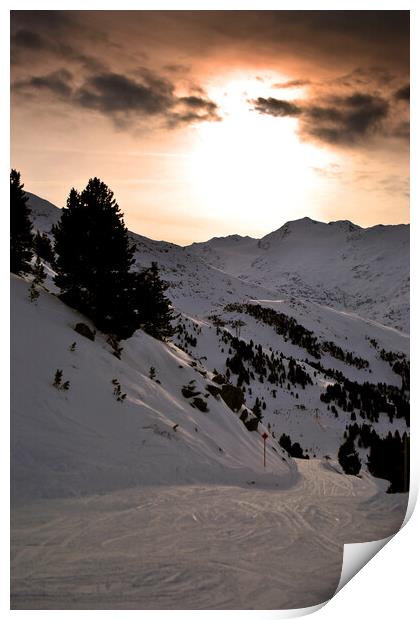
[13,66,220,129]
[178,95,217,111]
[14,69,73,98]
[305,97,389,145]
[134,67,174,98]
[252,97,302,117]
[11,10,409,76]
[12,12,219,128]
[10,10,408,142]
[310,93,390,144]
[176,10,409,73]
[75,72,172,116]
[11,10,113,45]
[272,79,311,89]
[12,10,73,31]
[252,91,392,146]
[395,84,410,101]
[12,29,46,50]
[11,28,48,65]
[11,27,105,72]
[75,72,220,127]
[170,95,221,126]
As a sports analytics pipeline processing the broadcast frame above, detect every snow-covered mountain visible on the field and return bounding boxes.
[25,192,62,233]
[26,193,409,331]
[188,217,409,332]
[21,192,409,464]
[11,193,410,609]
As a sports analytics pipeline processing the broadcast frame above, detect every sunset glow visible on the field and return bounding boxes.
[11,11,409,243]
[187,77,334,229]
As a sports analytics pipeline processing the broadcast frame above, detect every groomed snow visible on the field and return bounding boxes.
[11,459,407,609]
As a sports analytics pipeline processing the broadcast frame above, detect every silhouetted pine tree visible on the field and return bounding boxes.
[338,437,361,475]
[137,262,174,340]
[10,169,33,274]
[368,431,409,493]
[28,256,46,303]
[252,397,262,419]
[33,231,55,265]
[278,433,308,459]
[52,178,140,339]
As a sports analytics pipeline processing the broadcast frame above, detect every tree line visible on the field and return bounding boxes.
[320,375,409,425]
[339,422,409,493]
[220,331,314,391]
[10,170,173,341]
[224,303,370,369]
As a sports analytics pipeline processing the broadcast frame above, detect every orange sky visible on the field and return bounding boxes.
[11,11,409,244]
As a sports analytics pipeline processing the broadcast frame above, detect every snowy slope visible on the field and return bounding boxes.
[11,275,296,503]
[10,194,410,610]
[22,192,410,460]
[188,217,409,331]
[11,459,407,610]
[129,230,279,316]
[173,303,409,460]
[25,192,62,233]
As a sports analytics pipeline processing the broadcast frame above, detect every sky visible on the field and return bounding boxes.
[11,10,410,244]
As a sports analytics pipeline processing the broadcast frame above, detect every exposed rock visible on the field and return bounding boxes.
[206,384,221,398]
[220,383,245,412]
[244,416,259,432]
[74,322,96,341]
[213,373,227,385]
[191,396,209,412]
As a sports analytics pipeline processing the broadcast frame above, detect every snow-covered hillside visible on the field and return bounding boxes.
[21,192,410,462]
[25,192,62,233]
[11,192,410,609]
[11,275,297,503]
[188,217,409,331]
[128,230,277,316]
[177,299,408,460]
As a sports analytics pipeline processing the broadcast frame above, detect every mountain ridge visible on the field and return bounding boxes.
[25,192,409,331]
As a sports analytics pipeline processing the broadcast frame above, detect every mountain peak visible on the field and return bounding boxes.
[327,219,361,232]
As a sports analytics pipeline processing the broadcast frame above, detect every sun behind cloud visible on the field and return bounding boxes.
[187,76,335,231]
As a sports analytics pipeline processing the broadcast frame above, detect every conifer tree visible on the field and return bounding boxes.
[53,178,139,338]
[252,397,262,419]
[28,256,47,302]
[33,256,46,284]
[338,437,361,475]
[10,169,33,274]
[33,231,55,265]
[137,262,174,340]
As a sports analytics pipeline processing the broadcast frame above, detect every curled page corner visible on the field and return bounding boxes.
[280,537,395,619]
[335,535,393,595]
[333,483,416,599]
[402,484,418,527]
[270,601,327,618]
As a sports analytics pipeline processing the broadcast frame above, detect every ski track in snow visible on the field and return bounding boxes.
[11,459,407,610]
